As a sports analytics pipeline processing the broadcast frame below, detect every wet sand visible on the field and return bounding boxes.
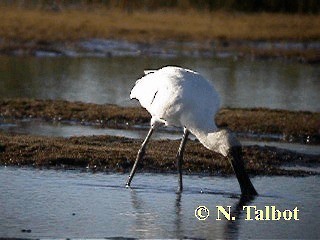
[0,99,319,176]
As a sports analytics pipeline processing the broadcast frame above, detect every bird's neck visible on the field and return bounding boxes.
[188,127,230,157]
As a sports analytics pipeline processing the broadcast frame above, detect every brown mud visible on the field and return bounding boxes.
[0,132,319,176]
[0,98,319,176]
[1,99,319,143]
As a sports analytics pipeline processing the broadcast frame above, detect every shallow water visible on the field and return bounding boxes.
[0,167,319,239]
[1,119,320,156]
[0,55,319,112]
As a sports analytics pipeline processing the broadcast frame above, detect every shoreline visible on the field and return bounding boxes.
[0,99,319,176]
[1,99,319,144]
[1,7,320,63]
[0,131,319,176]
[1,38,320,63]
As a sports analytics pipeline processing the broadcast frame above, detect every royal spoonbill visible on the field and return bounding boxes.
[126,66,257,196]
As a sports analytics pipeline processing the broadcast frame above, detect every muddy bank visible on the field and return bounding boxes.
[1,99,319,175]
[1,39,320,63]
[1,99,319,144]
[0,132,319,176]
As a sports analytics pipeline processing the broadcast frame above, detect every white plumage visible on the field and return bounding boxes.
[130,66,223,152]
[131,66,219,127]
[127,66,257,196]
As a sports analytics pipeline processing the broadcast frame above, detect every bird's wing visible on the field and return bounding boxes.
[130,69,158,102]
[130,66,220,130]
[130,71,160,110]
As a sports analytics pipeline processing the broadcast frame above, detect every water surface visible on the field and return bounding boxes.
[0,167,319,239]
[1,119,320,156]
[0,56,319,111]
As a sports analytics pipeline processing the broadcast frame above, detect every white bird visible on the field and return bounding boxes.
[126,66,257,196]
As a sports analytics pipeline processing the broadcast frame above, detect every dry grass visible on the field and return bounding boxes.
[0,7,320,43]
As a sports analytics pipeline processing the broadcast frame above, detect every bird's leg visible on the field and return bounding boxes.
[176,127,189,192]
[126,126,154,187]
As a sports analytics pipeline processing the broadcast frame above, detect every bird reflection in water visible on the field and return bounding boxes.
[129,187,256,239]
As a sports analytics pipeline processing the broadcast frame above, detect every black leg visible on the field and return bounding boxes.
[177,128,189,192]
[126,126,154,187]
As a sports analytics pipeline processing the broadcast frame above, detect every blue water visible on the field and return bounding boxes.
[0,167,319,239]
